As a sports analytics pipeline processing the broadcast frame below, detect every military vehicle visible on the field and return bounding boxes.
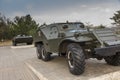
[12,35,33,46]
[34,22,120,75]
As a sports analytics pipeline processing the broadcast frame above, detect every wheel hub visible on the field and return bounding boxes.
[42,48,46,59]
[68,51,74,68]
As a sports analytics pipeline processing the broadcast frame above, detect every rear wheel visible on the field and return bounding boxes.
[13,42,16,46]
[36,44,42,59]
[60,53,66,56]
[104,53,120,66]
[67,43,85,75]
[27,43,32,45]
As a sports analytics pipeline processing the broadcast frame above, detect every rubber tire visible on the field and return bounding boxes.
[41,45,51,61]
[104,53,120,66]
[60,53,66,56]
[67,43,85,75]
[13,42,16,46]
[36,44,42,59]
[27,43,32,45]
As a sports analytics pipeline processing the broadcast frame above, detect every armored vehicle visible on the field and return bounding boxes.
[34,22,120,75]
[12,35,33,46]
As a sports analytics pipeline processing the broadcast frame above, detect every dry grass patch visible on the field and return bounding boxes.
[0,40,12,46]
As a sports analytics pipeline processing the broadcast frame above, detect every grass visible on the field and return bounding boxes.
[0,40,12,46]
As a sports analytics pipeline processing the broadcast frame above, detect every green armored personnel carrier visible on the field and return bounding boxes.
[34,22,120,75]
[12,35,33,46]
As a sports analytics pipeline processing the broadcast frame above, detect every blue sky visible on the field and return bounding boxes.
[0,0,120,26]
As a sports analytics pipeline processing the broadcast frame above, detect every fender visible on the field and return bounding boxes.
[59,36,93,45]
[59,36,93,53]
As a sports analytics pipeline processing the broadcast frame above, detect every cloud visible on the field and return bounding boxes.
[31,7,114,26]
[104,8,112,13]
[81,5,87,8]
[89,6,113,13]
[3,0,120,26]
[90,7,102,10]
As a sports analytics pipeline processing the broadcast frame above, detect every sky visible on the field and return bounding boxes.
[0,0,120,26]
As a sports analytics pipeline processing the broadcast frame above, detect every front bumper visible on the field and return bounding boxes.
[14,37,33,43]
[95,45,120,56]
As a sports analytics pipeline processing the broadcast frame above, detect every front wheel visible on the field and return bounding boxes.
[104,53,120,66]
[67,43,85,75]
[41,45,51,61]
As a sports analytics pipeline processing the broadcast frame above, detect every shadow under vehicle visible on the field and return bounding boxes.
[34,22,120,75]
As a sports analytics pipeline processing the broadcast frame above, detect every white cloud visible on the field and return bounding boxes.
[8,0,120,26]
[90,7,112,13]
[81,5,87,8]
[90,7,102,10]
[104,8,112,13]
[31,8,114,26]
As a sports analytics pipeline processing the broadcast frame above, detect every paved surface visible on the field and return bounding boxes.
[11,45,34,49]
[26,55,120,80]
[0,46,120,80]
[0,46,39,80]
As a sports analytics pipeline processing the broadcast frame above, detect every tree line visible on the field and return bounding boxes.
[0,10,120,41]
[0,13,39,41]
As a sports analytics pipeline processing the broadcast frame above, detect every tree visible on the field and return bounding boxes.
[0,13,11,40]
[85,22,94,28]
[12,14,39,37]
[0,13,39,40]
[95,24,106,29]
[110,10,120,26]
[85,22,106,29]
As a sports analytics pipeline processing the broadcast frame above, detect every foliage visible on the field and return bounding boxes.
[12,14,39,37]
[94,24,106,29]
[85,22,94,28]
[111,10,120,34]
[0,13,11,40]
[0,13,39,41]
[110,10,120,26]
[85,22,106,29]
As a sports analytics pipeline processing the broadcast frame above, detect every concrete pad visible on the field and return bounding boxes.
[25,55,120,80]
[11,45,34,49]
